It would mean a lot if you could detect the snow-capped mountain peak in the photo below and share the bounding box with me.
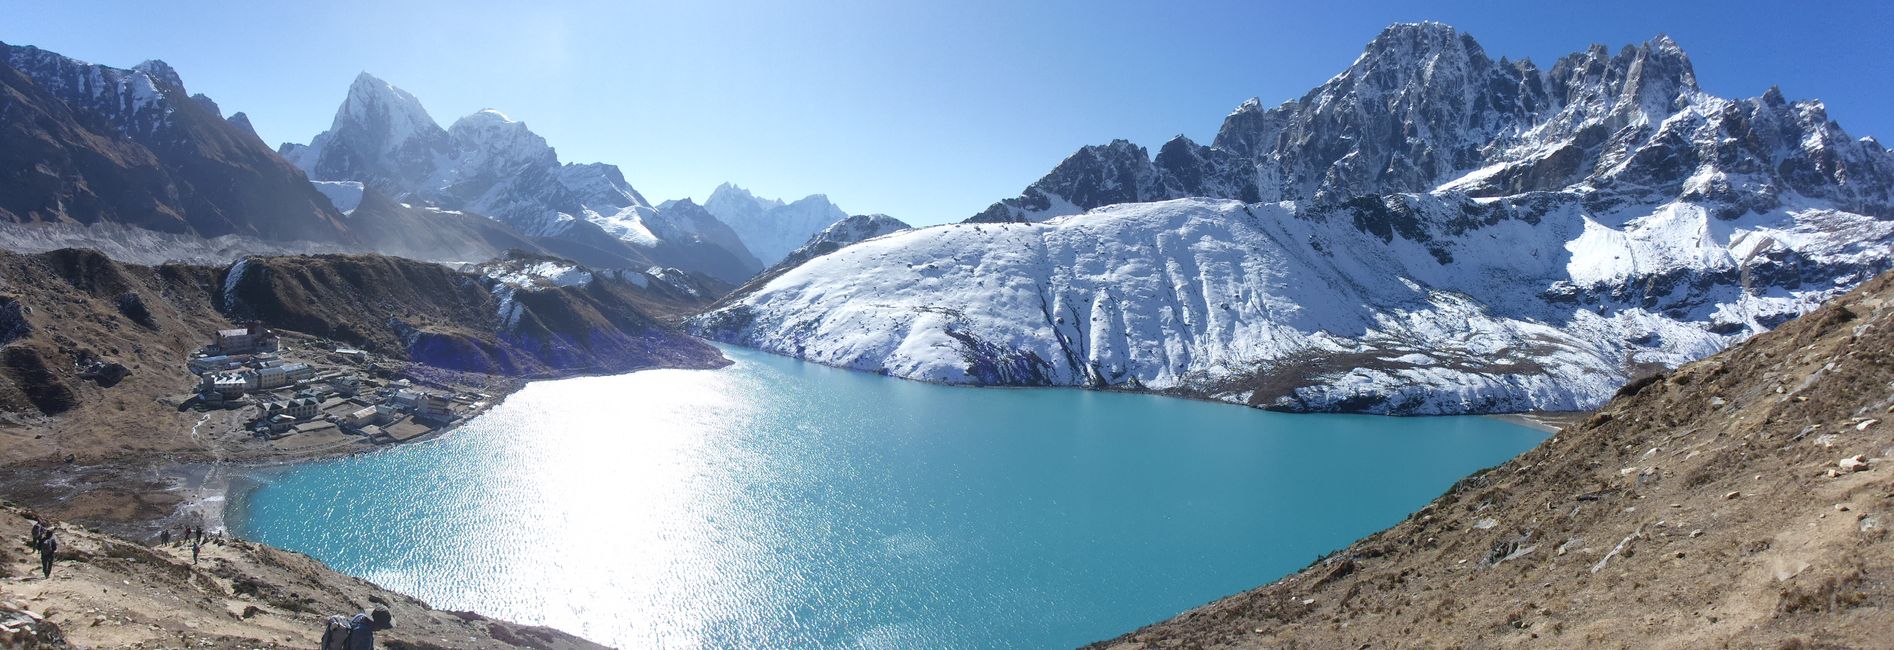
[447,108,556,173]
[280,75,776,283]
[130,59,184,90]
[702,184,848,266]
[335,72,446,155]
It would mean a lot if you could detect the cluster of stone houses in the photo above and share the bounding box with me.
[201,361,315,400]
[251,383,464,440]
[210,322,278,355]
[185,322,475,444]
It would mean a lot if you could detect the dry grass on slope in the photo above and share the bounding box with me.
[1092,271,1894,649]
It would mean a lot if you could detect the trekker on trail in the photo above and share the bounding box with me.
[37,527,57,578]
[321,606,393,650]
[191,534,201,564]
[29,518,46,551]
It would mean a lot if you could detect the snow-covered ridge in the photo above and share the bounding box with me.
[485,260,594,290]
[694,192,1891,414]
[3,46,179,138]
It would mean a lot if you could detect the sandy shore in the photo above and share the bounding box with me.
[1484,410,1587,434]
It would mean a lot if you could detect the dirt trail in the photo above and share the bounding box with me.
[1091,271,1894,649]
[0,503,606,649]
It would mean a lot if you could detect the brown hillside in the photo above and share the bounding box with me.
[0,249,723,469]
[1,502,607,649]
[1092,271,1894,649]
[0,43,351,244]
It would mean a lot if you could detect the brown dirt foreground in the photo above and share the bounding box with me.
[0,502,606,649]
[1091,272,1894,650]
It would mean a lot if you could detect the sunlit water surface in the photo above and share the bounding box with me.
[228,345,1542,648]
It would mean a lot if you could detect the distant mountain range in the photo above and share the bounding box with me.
[0,43,887,289]
[695,22,1894,414]
[277,73,777,284]
[701,183,851,266]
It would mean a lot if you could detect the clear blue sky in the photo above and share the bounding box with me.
[6,0,1891,225]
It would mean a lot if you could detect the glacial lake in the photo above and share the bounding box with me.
[226,344,1543,649]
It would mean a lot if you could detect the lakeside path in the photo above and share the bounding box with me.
[1485,411,1590,434]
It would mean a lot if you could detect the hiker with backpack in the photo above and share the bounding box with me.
[191,534,201,564]
[37,526,57,578]
[321,606,393,650]
[28,518,46,551]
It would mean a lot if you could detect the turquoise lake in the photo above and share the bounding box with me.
[226,345,1544,649]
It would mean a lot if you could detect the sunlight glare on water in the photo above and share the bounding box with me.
[228,345,1543,649]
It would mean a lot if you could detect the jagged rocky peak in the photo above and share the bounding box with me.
[340,72,440,136]
[702,183,849,265]
[968,139,1174,223]
[131,59,184,90]
[332,72,451,157]
[557,162,649,212]
[227,112,256,136]
[448,109,557,172]
[808,213,910,246]
[282,72,456,197]
[971,22,1894,224]
[705,182,786,218]
[1546,34,1698,111]
[2,44,179,137]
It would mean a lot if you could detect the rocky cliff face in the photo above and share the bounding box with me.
[697,23,1894,415]
[971,23,1894,223]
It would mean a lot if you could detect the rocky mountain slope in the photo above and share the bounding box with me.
[640,199,764,284]
[219,253,725,377]
[0,43,348,243]
[280,75,762,284]
[0,44,557,268]
[1091,268,1894,649]
[701,183,850,266]
[0,248,723,467]
[1,502,607,649]
[694,24,1894,415]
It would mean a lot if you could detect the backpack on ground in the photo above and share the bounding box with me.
[319,614,353,650]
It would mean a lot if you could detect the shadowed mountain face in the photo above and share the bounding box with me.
[971,23,1894,223]
[697,23,1894,415]
[0,43,351,243]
